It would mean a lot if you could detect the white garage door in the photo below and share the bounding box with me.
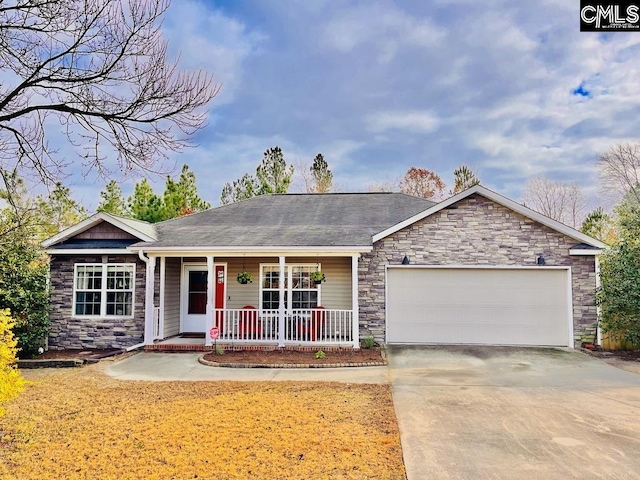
[386,267,571,346]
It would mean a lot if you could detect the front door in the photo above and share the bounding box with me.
[182,265,226,332]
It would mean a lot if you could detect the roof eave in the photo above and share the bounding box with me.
[128,245,373,256]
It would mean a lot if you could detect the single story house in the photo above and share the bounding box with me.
[42,185,606,350]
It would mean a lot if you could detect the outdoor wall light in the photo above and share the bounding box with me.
[401,255,410,265]
[536,255,546,266]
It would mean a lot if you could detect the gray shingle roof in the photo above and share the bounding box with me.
[137,193,435,248]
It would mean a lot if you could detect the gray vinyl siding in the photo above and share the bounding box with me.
[220,256,352,310]
[163,257,181,337]
[223,257,263,309]
[313,257,352,310]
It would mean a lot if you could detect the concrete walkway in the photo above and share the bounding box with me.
[105,352,388,383]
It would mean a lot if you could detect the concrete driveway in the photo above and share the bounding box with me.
[387,345,640,480]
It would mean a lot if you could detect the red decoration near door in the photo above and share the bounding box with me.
[215,265,225,331]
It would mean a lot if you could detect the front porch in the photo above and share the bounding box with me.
[141,253,361,349]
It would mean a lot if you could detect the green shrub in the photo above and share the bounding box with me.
[361,335,376,349]
[0,241,50,357]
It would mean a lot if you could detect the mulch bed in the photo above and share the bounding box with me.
[202,348,385,366]
[588,348,640,361]
[23,349,123,361]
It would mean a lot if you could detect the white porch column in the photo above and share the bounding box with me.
[351,254,360,349]
[278,256,286,347]
[159,256,166,340]
[205,255,215,347]
[143,256,157,345]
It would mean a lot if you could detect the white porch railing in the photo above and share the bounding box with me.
[211,308,353,345]
[214,309,279,342]
[285,309,353,344]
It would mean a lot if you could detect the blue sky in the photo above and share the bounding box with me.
[66,0,640,210]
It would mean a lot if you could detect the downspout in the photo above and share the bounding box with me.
[138,249,149,265]
[126,342,145,352]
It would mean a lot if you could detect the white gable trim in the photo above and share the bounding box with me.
[45,248,136,255]
[41,212,156,247]
[372,185,608,249]
[569,249,603,256]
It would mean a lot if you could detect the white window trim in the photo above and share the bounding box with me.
[259,263,322,311]
[72,263,136,319]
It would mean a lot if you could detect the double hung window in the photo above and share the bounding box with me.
[74,264,135,317]
[260,264,320,310]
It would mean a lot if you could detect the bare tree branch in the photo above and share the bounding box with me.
[521,177,587,229]
[597,143,640,205]
[0,0,220,185]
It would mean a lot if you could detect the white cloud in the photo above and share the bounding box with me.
[162,0,266,105]
[321,3,445,62]
[19,1,640,211]
[366,111,440,134]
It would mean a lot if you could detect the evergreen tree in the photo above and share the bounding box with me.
[597,202,640,344]
[0,171,51,356]
[164,165,211,217]
[37,183,87,239]
[581,207,616,244]
[310,154,333,193]
[97,181,127,216]
[220,173,259,206]
[128,179,165,223]
[220,146,294,205]
[451,165,480,195]
[256,146,294,194]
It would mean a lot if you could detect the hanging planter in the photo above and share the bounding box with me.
[310,270,325,285]
[237,271,253,284]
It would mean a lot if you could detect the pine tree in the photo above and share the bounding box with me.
[97,181,127,216]
[451,165,480,195]
[220,173,259,205]
[310,154,333,193]
[220,146,294,205]
[164,165,211,217]
[128,179,165,223]
[256,146,293,194]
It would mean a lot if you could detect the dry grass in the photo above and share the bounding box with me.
[0,363,405,479]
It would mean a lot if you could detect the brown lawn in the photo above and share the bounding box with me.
[0,362,405,479]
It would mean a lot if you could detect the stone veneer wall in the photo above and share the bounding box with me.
[358,194,597,346]
[48,254,146,349]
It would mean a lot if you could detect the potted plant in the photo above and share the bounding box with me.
[237,271,253,284]
[310,270,325,285]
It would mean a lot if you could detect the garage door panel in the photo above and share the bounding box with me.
[386,268,570,346]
